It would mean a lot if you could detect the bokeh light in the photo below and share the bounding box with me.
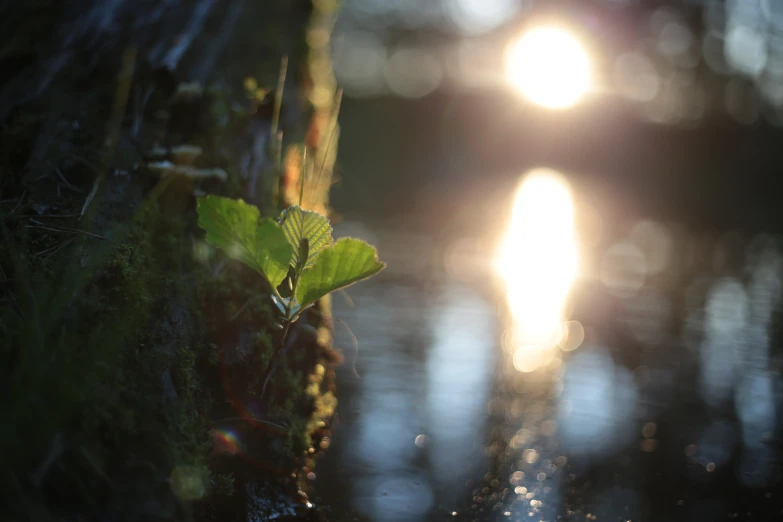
[447,0,522,35]
[614,52,660,102]
[384,47,443,98]
[559,347,638,456]
[599,241,647,298]
[333,0,783,123]
[333,31,386,96]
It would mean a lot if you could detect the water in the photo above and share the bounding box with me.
[314,220,500,521]
[311,211,783,522]
[312,96,783,522]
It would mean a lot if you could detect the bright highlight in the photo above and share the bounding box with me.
[496,169,580,371]
[504,26,591,109]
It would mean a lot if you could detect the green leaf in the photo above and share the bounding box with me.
[296,238,310,272]
[197,196,293,287]
[278,206,333,270]
[295,238,385,308]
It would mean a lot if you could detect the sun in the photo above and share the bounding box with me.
[504,26,591,110]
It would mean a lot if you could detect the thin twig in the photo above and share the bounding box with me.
[81,47,136,221]
[160,0,217,70]
[212,259,227,279]
[131,85,153,138]
[27,219,107,240]
[11,190,26,214]
[271,56,288,139]
[79,169,101,219]
[275,131,284,172]
[272,130,284,209]
[34,243,60,257]
[229,296,258,322]
[211,416,289,431]
[335,318,361,379]
[299,146,307,207]
[80,446,114,485]
[70,156,102,175]
[310,88,342,204]
[25,224,63,234]
[5,214,74,219]
[30,432,64,487]
[338,289,355,308]
[55,168,83,193]
[193,0,246,83]
[44,238,74,260]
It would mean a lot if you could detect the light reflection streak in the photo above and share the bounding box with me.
[495,169,580,372]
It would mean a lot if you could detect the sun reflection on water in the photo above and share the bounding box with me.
[495,169,581,372]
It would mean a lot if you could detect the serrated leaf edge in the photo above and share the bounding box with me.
[278,206,333,269]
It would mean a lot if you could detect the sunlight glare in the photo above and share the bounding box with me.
[496,169,580,372]
[504,26,591,109]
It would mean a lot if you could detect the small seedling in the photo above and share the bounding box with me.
[196,196,384,389]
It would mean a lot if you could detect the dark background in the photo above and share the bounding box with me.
[316,1,783,521]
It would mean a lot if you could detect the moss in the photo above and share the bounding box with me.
[1,181,220,518]
[2,0,340,518]
[211,472,236,496]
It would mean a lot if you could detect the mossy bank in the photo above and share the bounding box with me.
[1,0,343,520]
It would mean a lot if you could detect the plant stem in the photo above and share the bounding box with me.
[261,272,299,400]
[260,316,291,400]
